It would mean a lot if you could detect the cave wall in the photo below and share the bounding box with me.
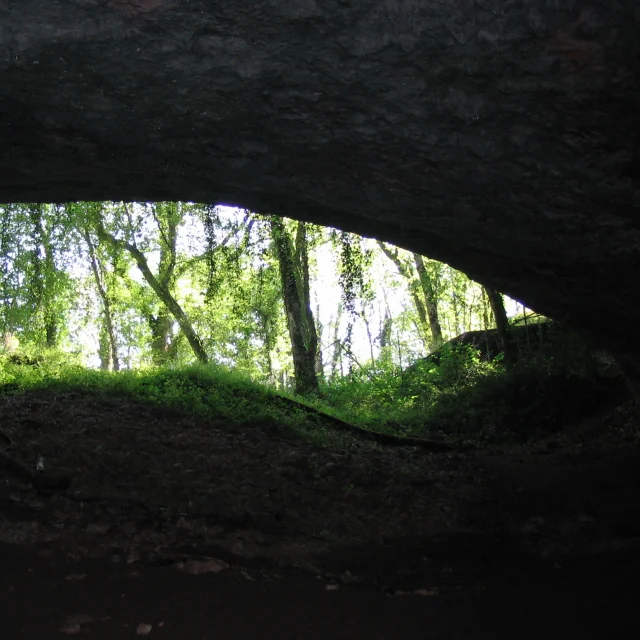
[1,1,639,360]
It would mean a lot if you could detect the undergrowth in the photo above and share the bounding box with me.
[0,356,308,431]
[0,326,627,447]
[319,333,627,442]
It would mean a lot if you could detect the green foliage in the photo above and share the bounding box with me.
[321,358,404,424]
[1,319,626,450]
[0,346,84,386]
[0,361,316,433]
[318,341,492,434]
[320,324,625,443]
[3,201,514,378]
[431,343,488,386]
[0,203,79,348]
[5,199,602,449]
[334,231,373,316]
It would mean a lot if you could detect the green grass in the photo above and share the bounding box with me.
[1,333,627,448]
[0,356,307,429]
[315,339,627,443]
[0,354,376,449]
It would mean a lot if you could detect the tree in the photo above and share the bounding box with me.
[379,308,393,349]
[197,208,288,381]
[413,253,443,349]
[378,242,443,350]
[484,286,514,370]
[64,200,125,370]
[1,199,521,381]
[92,202,209,364]
[329,301,344,380]
[269,217,319,395]
[27,204,60,347]
[0,204,24,342]
[0,203,76,350]
[81,225,120,371]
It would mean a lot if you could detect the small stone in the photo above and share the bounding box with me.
[86,522,110,535]
[175,558,228,574]
[60,614,94,634]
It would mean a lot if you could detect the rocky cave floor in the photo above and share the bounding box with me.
[1,388,640,638]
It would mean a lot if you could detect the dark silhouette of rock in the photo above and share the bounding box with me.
[420,322,559,367]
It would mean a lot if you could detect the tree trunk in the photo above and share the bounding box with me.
[379,310,393,349]
[259,312,275,384]
[3,332,18,353]
[28,204,60,348]
[98,325,112,371]
[413,253,443,349]
[148,310,175,366]
[407,283,430,349]
[83,228,120,371]
[485,287,514,370]
[481,288,491,330]
[377,241,441,351]
[42,231,58,348]
[362,307,376,364]
[314,302,325,382]
[132,250,208,364]
[379,308,394,365]
[270,217,318,395]
[330,303,343,380]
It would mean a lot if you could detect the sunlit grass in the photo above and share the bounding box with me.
[0,356,365,449]
[1,358,296,425]
[1,331,625,448]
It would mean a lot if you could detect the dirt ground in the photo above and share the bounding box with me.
[1,388,640,638]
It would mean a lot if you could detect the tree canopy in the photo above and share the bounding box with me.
[0,202,527,391]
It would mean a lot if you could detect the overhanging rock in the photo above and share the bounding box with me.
[1,1,639,365]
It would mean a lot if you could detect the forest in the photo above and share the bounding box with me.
[0,201,512,373]
[1,198,631,449]
[2,0,637,631]
[1,202,638,637]
[1,200,574,438]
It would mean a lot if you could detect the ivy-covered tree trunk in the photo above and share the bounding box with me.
[314,303,325,382]
[27,204,61,348]
[379,309,393,349]
[261,317,275,384]
[270,217,319,395]
[330,302,343,380]
[485,286,514,370]
[148,311,175,366]
[147,202,181,365]
[43,232,58,348]
[481,287,491,330]
[377,241,442,351]
[98,325,113,371]
[413,253,443,349]
[82,227,120,371]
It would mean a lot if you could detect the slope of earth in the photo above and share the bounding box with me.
[1,387,639,638]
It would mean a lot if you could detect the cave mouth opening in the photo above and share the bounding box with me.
[1,202,635,561]
[3,0,640,630]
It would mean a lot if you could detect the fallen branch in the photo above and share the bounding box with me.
[269,395,467,452]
